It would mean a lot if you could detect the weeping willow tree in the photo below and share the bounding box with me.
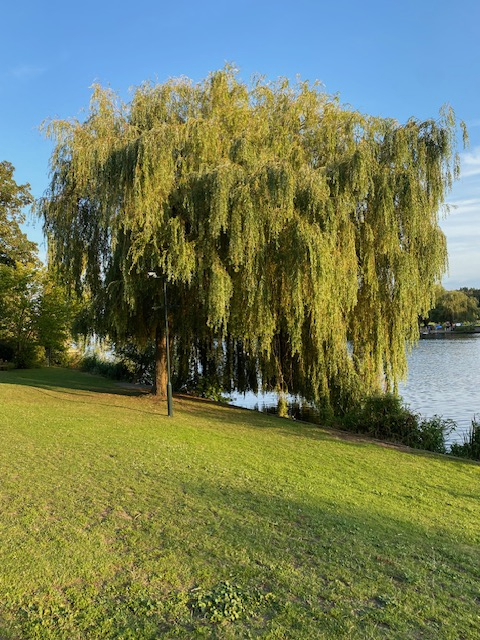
[40,67,463,413]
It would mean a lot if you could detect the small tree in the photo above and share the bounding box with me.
[0,161,75,366]
[0,161,36,266]
[0,262,41,366]
[0,264,74,367]
[36,272,77,364]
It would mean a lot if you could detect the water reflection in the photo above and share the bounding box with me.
[231,335,480,445]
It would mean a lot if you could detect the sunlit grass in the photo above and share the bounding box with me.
[0,368,478,638]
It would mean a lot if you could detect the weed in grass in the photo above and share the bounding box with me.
[188,580,275,623]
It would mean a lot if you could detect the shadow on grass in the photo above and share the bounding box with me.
[0,368,175,420]
[176,394,480,467]
[0,367,148,396]
[177,475,480,561]
[1,473,478,639]
[1,368,478,467]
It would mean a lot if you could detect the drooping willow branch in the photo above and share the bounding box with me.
[40,68,463,411]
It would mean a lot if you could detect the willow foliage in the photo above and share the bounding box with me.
[40,68,461,412]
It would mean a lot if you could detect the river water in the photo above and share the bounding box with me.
[231,334,480,446]
[398,334,480,444]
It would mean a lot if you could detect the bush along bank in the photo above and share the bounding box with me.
[450,417,480,460]
[340,393,456,455]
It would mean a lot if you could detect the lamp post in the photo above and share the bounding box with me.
[148,272,173,417]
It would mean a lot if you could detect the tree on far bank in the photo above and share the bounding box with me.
[429,288,479,325]
[40,68,463,413]
[459,287,480,306]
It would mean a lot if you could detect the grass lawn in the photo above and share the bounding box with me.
[0,368,478,639]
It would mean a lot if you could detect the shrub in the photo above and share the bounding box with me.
[0,341,15,362]
[341,393,451,453]
[194,378,230,403]
[450,417,480,460]
[80,354,134,382]
[113,343,155,385]
[342,393,417,440]
[415,415,455,454]
[14,343,44,369]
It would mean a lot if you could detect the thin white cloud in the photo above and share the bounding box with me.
[459,146,480,178]
[10,64,47,80]
[445,198,480,218]
[440,163,480,287]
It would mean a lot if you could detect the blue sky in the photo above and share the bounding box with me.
[3,0,480,288]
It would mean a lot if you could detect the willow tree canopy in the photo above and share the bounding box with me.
[40,68,463,412]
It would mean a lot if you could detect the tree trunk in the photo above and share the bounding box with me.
[153,326,168,398]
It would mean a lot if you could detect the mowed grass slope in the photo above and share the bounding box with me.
[0,368,478,639]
